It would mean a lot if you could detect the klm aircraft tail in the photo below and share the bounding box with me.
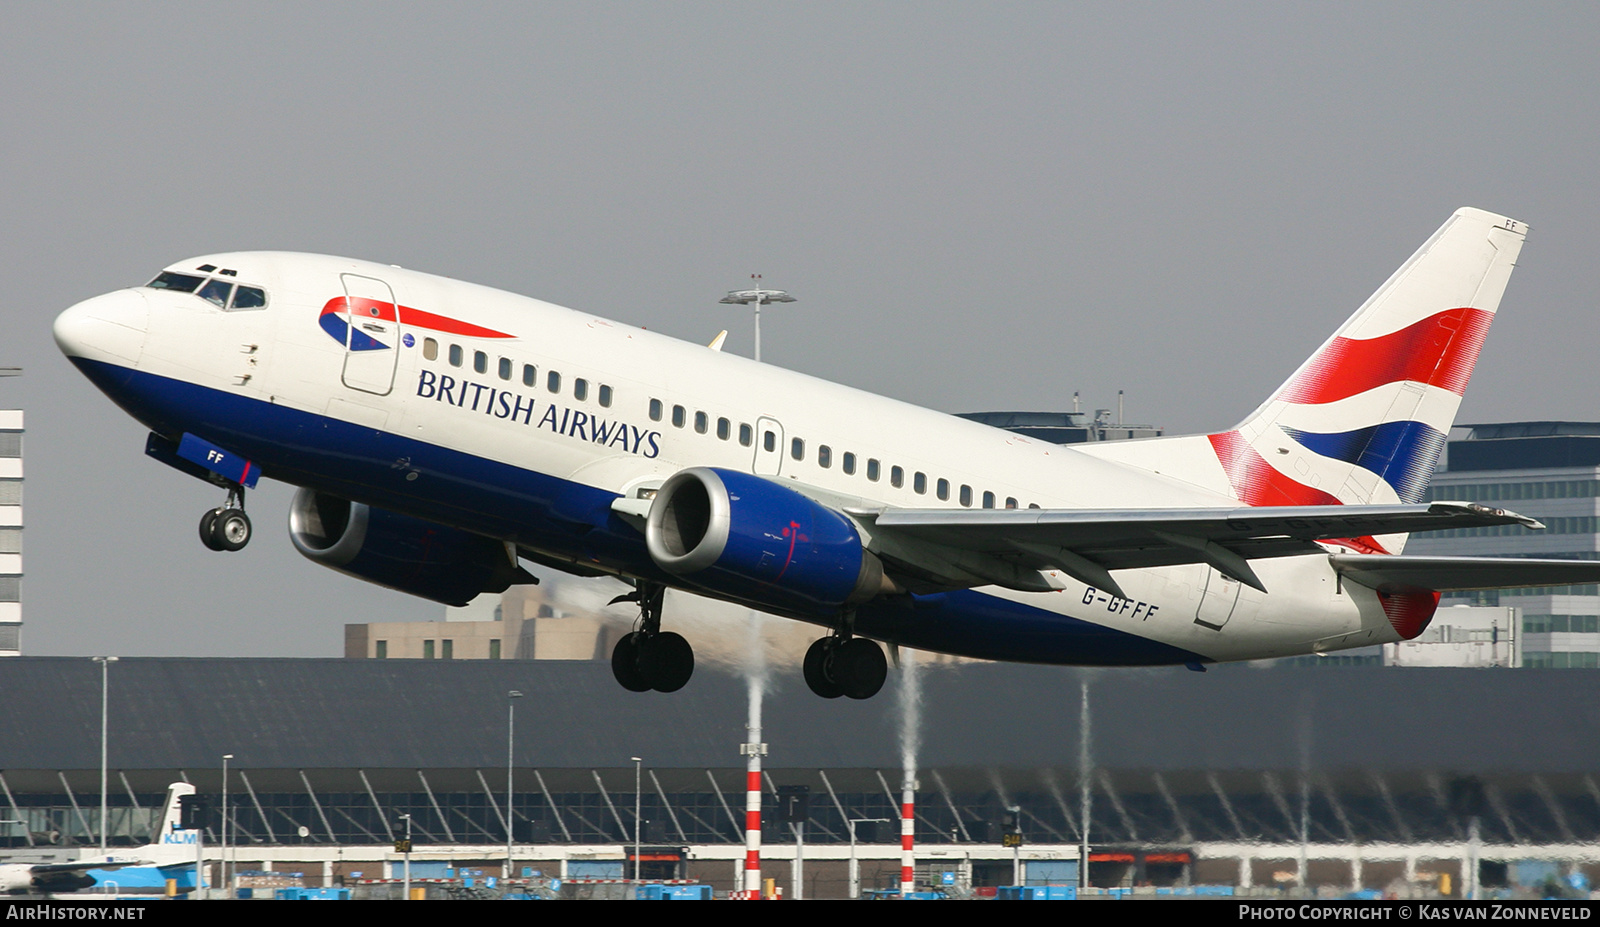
[145,782,199,866]
[156,782,193,838]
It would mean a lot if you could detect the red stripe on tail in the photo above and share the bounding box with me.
[1276,307,1492,405]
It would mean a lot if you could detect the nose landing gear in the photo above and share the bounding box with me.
[609,583,695,693]
[803,633,887,700]
[199,484,251,552]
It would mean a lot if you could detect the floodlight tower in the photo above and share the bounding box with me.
[719,276,795,363]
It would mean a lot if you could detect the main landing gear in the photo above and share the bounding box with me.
[803,632,888,700]
[198,483,251,552]
[609,583,694,693]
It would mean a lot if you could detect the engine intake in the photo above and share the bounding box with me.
[289,488,530,606]
[645,467,890,608]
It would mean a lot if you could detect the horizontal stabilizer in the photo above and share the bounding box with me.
[1331,554,1600,592]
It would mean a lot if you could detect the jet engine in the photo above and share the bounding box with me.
[645,467,893,609]
[289,488,530,606]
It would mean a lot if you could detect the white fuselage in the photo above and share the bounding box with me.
[56,251,1401,666]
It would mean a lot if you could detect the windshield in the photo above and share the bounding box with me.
[146,272,204,293]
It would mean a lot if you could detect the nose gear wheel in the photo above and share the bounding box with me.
[199,483,251,552]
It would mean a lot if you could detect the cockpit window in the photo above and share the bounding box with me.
[147,272,204,293]
[147,269,269,311]
[230,286,267,310]
[198,279,233,308]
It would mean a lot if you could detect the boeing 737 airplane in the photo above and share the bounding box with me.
[54,208,1600,698]
[1,783,199,895]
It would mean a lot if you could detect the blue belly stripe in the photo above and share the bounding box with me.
[72,357,1207,667]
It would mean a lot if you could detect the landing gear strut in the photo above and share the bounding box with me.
[803,633,887,700]
[609,583,695,693]
[199,483,251,552]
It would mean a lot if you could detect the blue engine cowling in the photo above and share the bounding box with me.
[288,488,529,606]
[644,467,889,610]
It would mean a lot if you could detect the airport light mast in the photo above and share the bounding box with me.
[92,655,117,853]
[720,277,795,363]
[506,690,522,884]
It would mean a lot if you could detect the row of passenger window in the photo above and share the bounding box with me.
[422,338,613,407]
[648,399,1036,509]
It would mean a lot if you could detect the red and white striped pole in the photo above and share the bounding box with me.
[898,647,921,898]
[741,671,765,897]
[900,778,915,896]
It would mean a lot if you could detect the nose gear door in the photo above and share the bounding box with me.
[339,273,401,396]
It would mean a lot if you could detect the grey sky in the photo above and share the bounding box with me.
[5,3,1599,657]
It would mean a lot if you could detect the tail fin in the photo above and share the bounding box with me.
[156,782,195,839]
[1212,208,1526,514]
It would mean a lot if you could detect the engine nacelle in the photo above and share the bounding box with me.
[645,467,890,609]
[289,488,527,606]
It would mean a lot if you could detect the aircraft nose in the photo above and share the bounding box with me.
[54,288,149,365]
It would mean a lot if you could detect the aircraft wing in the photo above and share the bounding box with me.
[28,858,145,875]
[848,501,1541,598]
[1330,554,1600,592]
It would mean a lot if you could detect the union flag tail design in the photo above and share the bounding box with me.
[1211,208,1526,545]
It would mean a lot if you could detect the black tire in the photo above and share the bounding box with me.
[642,631,694,693]
[803,638,844,699]
[210,508,252,552]
[835,638,887,700]
[611,632,652,692]
[199,509,224,551]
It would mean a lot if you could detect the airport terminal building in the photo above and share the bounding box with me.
[3,656,1597,898]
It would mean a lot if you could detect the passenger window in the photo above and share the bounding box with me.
[198,279,232,308]
[230,286,267,310]
[649,399,663,422]
[843,452,856,475]
[868,459,881,481]
[1028,503,1041,510]
[423,338,438,361]
[473,351,487,374]
[982,491,995,509]
[449,344,463,367]
[818,446,832,468]
[791,438,805,460]
[739,423,753,447]
[599,385,613,407]
[523,364,536,386]
[694,411,708,434]
[547,370,561,393]
[498,357,512,380]
[1005,497,1018,509]
[936,478,949,501]
[891,465,903,488]
[717,418,731,440]
[960,485,972,507]
[914,472,927,494]
[764,431,776,452]
[672,405,686,428]
[574,379,588,401]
